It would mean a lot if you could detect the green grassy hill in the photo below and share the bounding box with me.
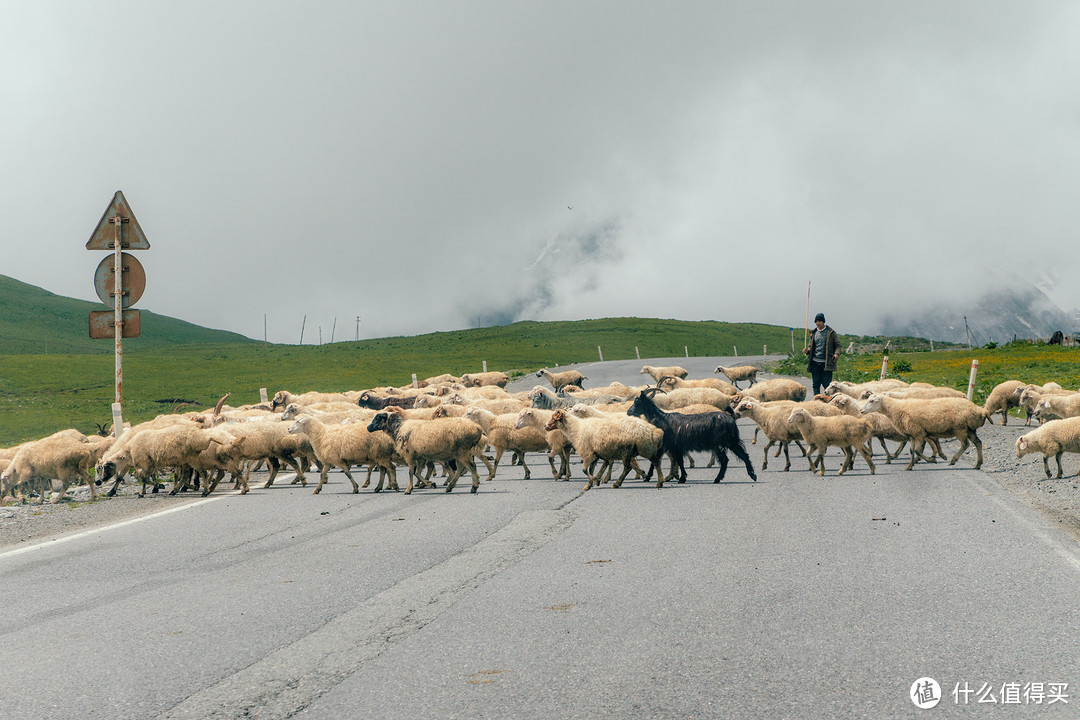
[0,274,962,445]
[0,274,253,353]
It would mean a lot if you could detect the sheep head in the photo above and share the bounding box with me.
[860,394,884,414]
[514,409,534,430]
[786,408,809,425]
[1015,436,1030,458]
[733,399,754,417]
[545,410,566,431]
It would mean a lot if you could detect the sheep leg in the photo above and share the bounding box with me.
[444,459,464,492]
[612,456,635,488]
[630,457,645,479]
[760,441,773,470]
[858,444,876,475]
[546,454,559,479]
[105,468,127,497]
[312,466,331,494]
[475,450,495,480]
[465,457,481,493]
[516,451,532,480]
[1040,455,1053,478]
[383,463,400,492]
[712,450,727,483]
[281,456,306,483]
[584,457,605,490]
[649,453,667,488]
[404,462,420,494]
[169,468,192,496]
[342,466,360,494]
[730,441,757,482]
[971,431,983,470]
[752,426,759,445]
[204,469,226,496]
[838,447,854,475]
[946,432,971,467]
[488,447,504,482]
[263,458,282,488]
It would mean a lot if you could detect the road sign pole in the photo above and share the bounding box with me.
[113,215,124,406]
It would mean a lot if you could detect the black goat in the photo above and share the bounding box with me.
[356,391,419,410]
[627,388,757,483]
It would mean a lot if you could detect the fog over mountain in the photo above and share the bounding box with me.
[881,270,1078,345]
[5,3,1080,343]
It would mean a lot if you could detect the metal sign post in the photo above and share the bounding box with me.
[87,191,149,425]
[112,213,124,403]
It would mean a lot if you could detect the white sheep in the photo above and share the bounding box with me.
[367,407,486,494]
[1035,393,1080,422]
[640,365,688,383]
[216,420,314,489]
[462,407,558,481]
[859,393,988,470]
[535,368,587,392]
[825,379,908,398]
[1,430,96,504]
[657,375,739,396]
[96,424,239,497]
[513,408,573,481]
[288,415,398,494]
[1017,386,1074,425]
[1015,417,1080,478]
[544,408,664,490]
[419,373,461,387]
[561,381,644,400]
[826,393,932,464]
[270,390,353,411]
[872,386,965,400]
[460,371,510,388]
[735,378,807,403]
[650,387,736,412]
[982,380,1030,426]
[731,398,811,472]
[785,408,876,476]
[714,365,759,388]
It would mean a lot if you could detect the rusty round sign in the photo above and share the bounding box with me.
[93,252,146,308]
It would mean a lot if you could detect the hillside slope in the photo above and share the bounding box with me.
[0,274,254,353]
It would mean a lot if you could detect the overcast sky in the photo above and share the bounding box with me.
[4,1,1079,343]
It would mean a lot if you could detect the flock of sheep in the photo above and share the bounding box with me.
[2,361,1080,506]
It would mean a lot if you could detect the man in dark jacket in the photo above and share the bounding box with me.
[803,312,839,396]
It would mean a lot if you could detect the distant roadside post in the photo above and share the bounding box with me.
[86,191,149,431]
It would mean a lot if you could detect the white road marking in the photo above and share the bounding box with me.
[0,491,237,561]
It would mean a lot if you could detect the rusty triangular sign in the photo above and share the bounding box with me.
[86,190,150,250]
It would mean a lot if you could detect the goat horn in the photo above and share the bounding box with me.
[643,387,667,397]
[213,393,230,416]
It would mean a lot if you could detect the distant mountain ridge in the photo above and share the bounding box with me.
[0,274,254,354]
[880,278,1076,345]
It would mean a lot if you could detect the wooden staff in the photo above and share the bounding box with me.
[803,281,811,352]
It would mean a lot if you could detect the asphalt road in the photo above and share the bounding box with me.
[3,356,1079,719]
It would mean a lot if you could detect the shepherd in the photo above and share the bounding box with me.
[803,312,839,396]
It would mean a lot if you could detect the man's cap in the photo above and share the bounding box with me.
[814,313,825,323]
